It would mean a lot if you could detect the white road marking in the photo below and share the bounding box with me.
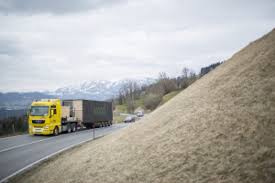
[0,128,93,154]
[0,134,28,141]
[0,124,126,154]
[0,137,55,154]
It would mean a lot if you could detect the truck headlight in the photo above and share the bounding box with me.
[44,126,49,129]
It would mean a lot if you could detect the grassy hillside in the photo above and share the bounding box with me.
[14,29,275,183]
[159,90,180,105]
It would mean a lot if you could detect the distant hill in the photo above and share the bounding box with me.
[0,92,55,109]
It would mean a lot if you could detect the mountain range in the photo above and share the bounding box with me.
[0,78,155,109]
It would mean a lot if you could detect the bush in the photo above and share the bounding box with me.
[0,116,28,136]
[144,94,162,110]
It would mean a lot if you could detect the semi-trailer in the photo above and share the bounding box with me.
[28,99,113,135]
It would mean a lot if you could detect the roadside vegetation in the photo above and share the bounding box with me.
[0,115,28,136]
[113,62,222,115]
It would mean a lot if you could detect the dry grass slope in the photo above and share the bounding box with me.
[14,29,275,183]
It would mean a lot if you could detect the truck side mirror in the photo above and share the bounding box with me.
[27,107,31,117]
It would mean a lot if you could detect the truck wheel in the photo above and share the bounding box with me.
[67,124,71,133]
[53,127,59,136]
[72,123,76,132]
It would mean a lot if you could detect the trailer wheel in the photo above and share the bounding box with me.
[72,123,76,132]
[67,124,71,133]
[88,124,93,129]
[53,127,59,136]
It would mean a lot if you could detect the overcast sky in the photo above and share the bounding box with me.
[0,0,274,92]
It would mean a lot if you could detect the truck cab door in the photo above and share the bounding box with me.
[50,107,57,123]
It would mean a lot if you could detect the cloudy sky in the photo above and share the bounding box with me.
[0,0,274,92]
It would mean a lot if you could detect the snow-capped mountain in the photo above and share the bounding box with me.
[0,78,156,110]
[51,78,156,101]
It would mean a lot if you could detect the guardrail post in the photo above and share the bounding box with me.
[12,123,15,134]
[93,123,95,139]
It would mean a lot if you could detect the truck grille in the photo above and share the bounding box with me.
[32,120,45,124]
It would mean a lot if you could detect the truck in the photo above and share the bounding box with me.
[28,99,113,135]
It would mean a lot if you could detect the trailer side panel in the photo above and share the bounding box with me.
[62,99,113,128]
[82,100,113,123]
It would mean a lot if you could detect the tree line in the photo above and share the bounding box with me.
[0,115,28,136]
[114,61,222,113]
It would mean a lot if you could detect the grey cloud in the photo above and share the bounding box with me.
[0,39,19,56]
[0,0,124,14]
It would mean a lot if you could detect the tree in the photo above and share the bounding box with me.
[144,94,162,110]
[182,67,189,79]
[158,72,177,95]
[120,80,140,113]
[179,67,197,89]
[181,67,190,89]
[188,70,197,85]
[118,89,125,105]
[200,62,222,77]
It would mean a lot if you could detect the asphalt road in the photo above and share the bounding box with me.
[0,123,129,182]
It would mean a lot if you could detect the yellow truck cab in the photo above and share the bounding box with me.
[28,99,77,135]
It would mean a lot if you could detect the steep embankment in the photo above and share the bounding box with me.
[14,29,275,183]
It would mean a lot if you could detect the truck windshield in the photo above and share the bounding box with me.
[30,106,49,116]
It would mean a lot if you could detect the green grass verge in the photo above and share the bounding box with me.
[115,104,128,113]
[113,114,125,123]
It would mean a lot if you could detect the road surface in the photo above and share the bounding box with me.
[0,123,129,182]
